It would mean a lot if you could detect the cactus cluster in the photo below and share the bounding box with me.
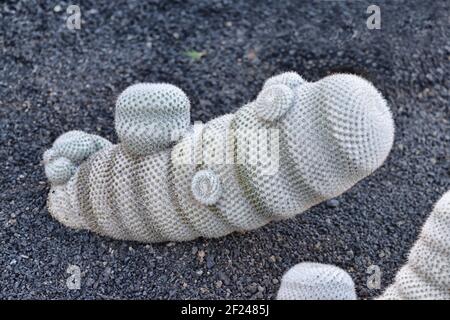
[44,130,112,185]
[44,71,394,243]
[277,190,450,300]
[42,70,447,299]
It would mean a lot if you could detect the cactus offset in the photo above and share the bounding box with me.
[115,83,190,156]
[44,131,112,185]
[277,190,450,300]
[276,262,357,300]
[44,72,394,243]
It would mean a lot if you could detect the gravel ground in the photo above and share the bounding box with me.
[0,0,449,299]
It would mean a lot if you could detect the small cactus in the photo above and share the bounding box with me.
[44,72,394,243]
[262,71,306,89]
[277,190,450,300]
[191,169,223,206]
[276,262,357,300]
[115,83,190,156]
[255,84,294,122]
[44,130,112,185]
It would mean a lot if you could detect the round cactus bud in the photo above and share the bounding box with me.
[191,169,222,205]
[44,131,112,186]
[255,84,294,122]
[52,130,97,163]
[263,71,306,90]
[43,149,57,165]
[320,74,394,175]
[277,262,357,300]
[45,157,77,185]
[115,83,190,157]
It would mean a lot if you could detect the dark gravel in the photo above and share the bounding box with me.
[0,0,449,299]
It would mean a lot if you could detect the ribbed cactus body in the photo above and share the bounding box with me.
[45,72,394,243]
[276,190,450,300]
[378,191,450,300]
[49,145,192,242]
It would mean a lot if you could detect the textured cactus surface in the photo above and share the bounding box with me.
[276,262,357,300]
[379,190,450,300]
[44,72,394,243]
[277,190,450,300]
[115,83,190,156]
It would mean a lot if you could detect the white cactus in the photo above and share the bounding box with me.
[44,72,394,243]
[277,190,450,300]
[276,262,357,300]
[44,130,112,185]
[115,83,191,156]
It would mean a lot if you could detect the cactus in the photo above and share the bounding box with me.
[276,262,357,300]
[115,83,190,156]
[277,190,450,300]
[44,72,394,243]
[44,131,112,185]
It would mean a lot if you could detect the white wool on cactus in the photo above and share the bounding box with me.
[277,190,450,300]
[44,72,395,243]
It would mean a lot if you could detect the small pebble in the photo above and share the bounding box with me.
[197,250,205,263]
[206,255,215,269]
[326,199,340,208]
[247,283,258,294]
